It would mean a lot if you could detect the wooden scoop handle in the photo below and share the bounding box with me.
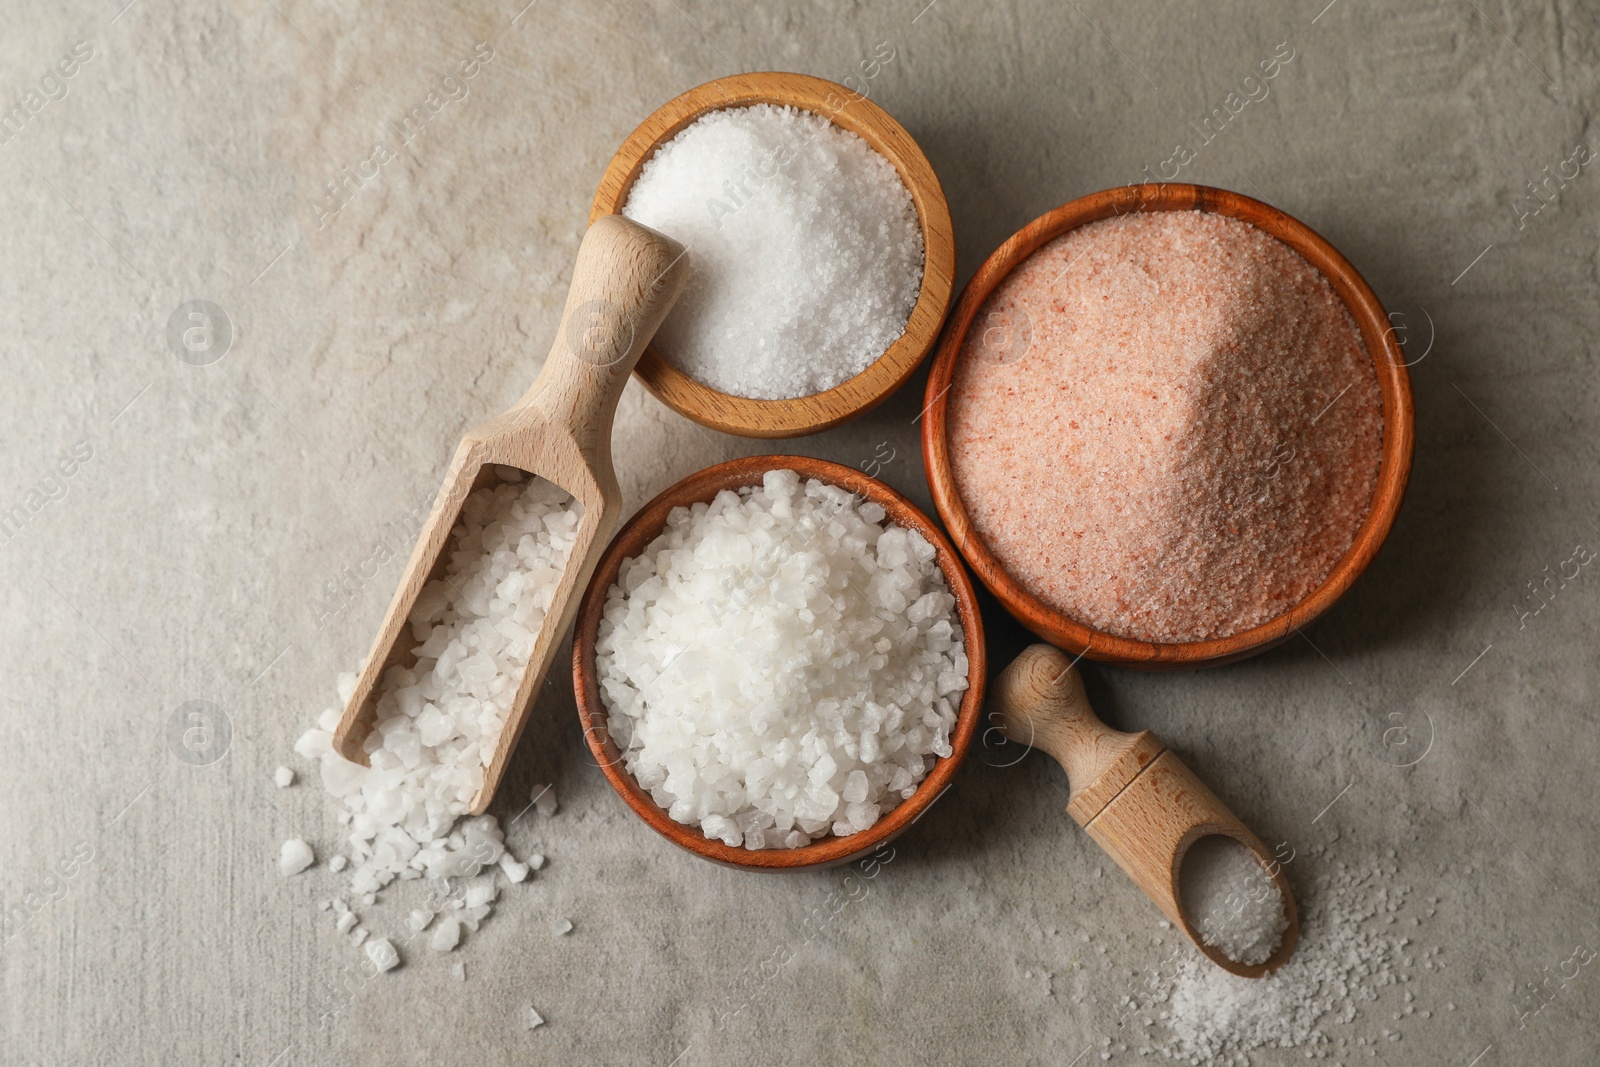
[519,213,688,456]
[991,644,1300,977]
[990,644,1165,823]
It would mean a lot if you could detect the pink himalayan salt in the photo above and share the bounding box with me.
[948,209,1382,643]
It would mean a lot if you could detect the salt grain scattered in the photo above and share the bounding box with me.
[553,917,572,936]
[949,210,1382,642]
[528,853,545,871]
[531,784,558,817]
[364,937,399,973]
[499,854,529,883]
[274,766,295,788]
[452,962,466,981]
[595,470,968,848]
[328,855,347,873]
[622,104,924,400]
[430,916,461,952]
[524,1006,545,1031]
[278,838,314,876]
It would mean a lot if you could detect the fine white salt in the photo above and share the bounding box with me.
[278,839,314,876]
[1119,848,1421,1064]
[595,469,968,848]
[622,104,924,400]
[1179,835,1288,966]
[292,471,580,968]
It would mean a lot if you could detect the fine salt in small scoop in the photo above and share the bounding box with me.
[333,214,688,813]
[991,644,1300,977]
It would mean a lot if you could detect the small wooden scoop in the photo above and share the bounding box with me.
[991,644,1299,977]
[333,214,689,814]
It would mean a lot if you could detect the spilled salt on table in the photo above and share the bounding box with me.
[948,209,1383,643]
[595,469,968,849]
[1117,848,1423,1065]
[622,103,924,400]
[1178,835,1288,966]
[290,468,578,968]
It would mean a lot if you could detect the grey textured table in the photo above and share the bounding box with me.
[3,1,1597,1064]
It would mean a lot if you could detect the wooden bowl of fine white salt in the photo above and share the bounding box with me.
[590,72,956,438]
[571,456,986,870]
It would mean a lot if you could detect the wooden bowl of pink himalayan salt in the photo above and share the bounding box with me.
[923,183,1415,669]
[570,455,986,870]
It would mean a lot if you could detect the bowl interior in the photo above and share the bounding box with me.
[590,72,956,438]
[572,455,986,870]
[922,183,1415,670]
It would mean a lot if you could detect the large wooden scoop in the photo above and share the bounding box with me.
[333,214,688,814]
[991,644,1300,977]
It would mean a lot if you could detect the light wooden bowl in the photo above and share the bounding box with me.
[922,184,1415,670]
[571,455,986,870]
[590,72,956,438]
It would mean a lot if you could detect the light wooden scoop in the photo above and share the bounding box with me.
[333,214,689,814]
[991,644,1300,977]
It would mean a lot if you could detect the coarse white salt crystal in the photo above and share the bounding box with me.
[553,917,572,936]
[350,926,368,946]
[452,962,466,981]
[531,784,558,816]
[1179,836,1288,966]
[499,855,529,883]
[279,839,314,876]
[430,917,461,952]
[528,853,545,871]
[524,1006,544,1031]
[408,909,433,932]
[595,470,967,849]
[621,104,924,401]
[365,937,399,973]
[328,855,347,873]
[274,766,295,788]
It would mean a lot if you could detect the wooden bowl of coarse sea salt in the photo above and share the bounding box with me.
[571,456,986,870]
[923,183,1416,669]
[590,72,956,438]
